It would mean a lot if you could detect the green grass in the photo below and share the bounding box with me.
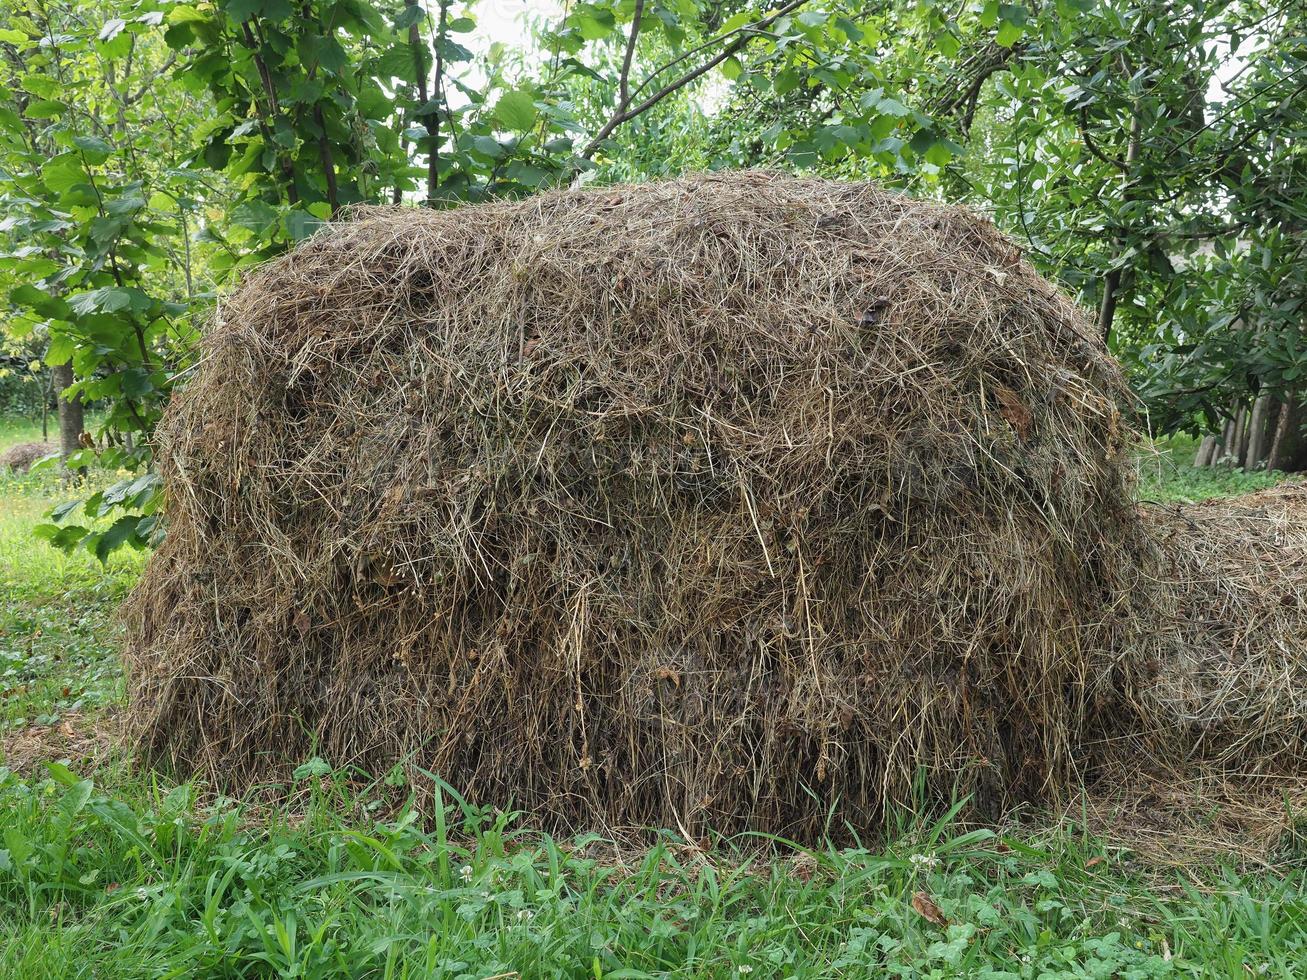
[0,769,1301,979]
[0,414,50,448]
[1,452,143,734]
[1138,435,1294,504]
[1,417,1305,977]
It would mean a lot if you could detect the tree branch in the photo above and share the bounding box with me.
[580,0,808,161]
[1078,107,1126,172]
[237,20,299,204]
[618,0,645,111]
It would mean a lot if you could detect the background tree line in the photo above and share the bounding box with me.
[1,0,1303,555]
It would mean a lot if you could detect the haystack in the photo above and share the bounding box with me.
[0,440,51,473]
[1127,485,1307,772]
[126,173,1167,838]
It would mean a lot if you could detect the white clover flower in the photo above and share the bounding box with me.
[458,864,473,883]
[738,967,753,975]
[515,908,534,922]
[908,852,940,869]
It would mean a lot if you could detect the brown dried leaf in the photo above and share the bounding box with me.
[653,667,681,687]
[911,891,949,927]
[790,852,817,882]
[1085,856,1105,869]
[995,385,1033,441]
[858,296,890,327]
[370,560,404,587]
[293,610,312,635]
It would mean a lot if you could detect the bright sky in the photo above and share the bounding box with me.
[468,0,557,54]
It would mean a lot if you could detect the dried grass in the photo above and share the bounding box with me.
[122,172,1304,842]
[0,710,120,776]
[0,440,52,473]
[1112,484,1307,778]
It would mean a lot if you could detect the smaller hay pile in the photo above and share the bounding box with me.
[124,172,1300,842]
[0,441,51,473]
[1122,484,1307,773]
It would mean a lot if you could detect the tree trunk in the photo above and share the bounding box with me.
[1096,269,1122,347]
[1194,435,1217,467]
[1268,388,1298,473]
[1245,392,1272,472]
[52,362,84,479]
[1232,404,1249,467]
[1218,416,1235,464]
[1097,111,1142,348]
[41,367,54,442]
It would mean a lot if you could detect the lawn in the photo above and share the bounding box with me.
[1,418,1304,978]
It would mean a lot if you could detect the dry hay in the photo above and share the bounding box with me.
[1121,484,1307,774]
[0,710,120,777]
[0,440,52,473]
[1077,767,1307,868]
[123,172,1300,841]
[1071,484,1307,866]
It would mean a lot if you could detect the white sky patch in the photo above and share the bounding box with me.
[471,0,555,50]
[1206,27,1269,109]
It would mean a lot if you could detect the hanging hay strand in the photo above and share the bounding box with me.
[125,172,1292,840]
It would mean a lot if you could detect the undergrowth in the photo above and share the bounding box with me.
[1,418,1304,977]
[1138,435,1294,503]
[0,764,1301,978]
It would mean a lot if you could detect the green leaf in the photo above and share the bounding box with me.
[493,90,537,131]
[98,18,127,42]
[45,761,83,787]
[998,3,1030,26]
[293,757,333,781]
[996,19,1024,46]
[50,499,83,523]
[394,5,423,30]
[24,99,65,119]
[573,7,616,40]
[37,523,90,550]
[61,779,95,816]
[469,135,507,160]
[67,287,132,316]
[120,367,154,398]
[222,0,261,22]
[44,334,76,367]
[95,516,142,562]
[286,209,324,242]
[11,284,71,320]
[506,161,548,187]
[73,135,114,164]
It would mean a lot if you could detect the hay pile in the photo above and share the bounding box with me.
[0,440,51,473]
[1125,485,1307,772]
[125,172,1292,839]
